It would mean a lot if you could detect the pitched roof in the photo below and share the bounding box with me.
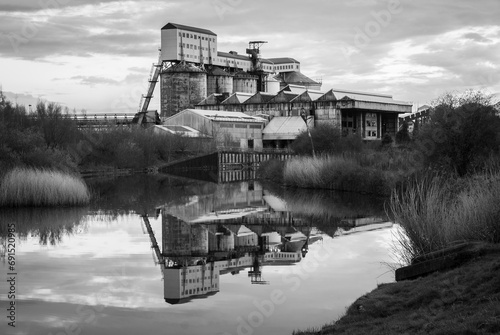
[268,91,298,103]
[207,66,233,76]
[244,92,276,104]
[175,109,266,123]
[262,116,306,140]
[217,51,251,61]
[318,88,411,105]
[290,90,325,103]
[276,72,320,85]
[161,22,216,36]
[266,57,300,64]
[221,92,254,104]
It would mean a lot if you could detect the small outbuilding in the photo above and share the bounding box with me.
[163,109,267,151]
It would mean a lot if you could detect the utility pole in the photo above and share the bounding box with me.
[300,108,316,158]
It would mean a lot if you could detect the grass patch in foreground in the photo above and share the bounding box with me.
[0,168,90,207]
[294,243,500,335]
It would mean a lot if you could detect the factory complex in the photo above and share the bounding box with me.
[140,22,413,151]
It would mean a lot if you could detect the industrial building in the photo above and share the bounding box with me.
[139,22,412,149]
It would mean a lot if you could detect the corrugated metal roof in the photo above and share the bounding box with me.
[318,89,411,106]
[244,92,276,104]
[290,90,325,102]
[188,109,266,123]
[161,22,217,36]
[153,125,210,138]
[268,91,298,103]
[222,92,254,104]
[262,116,306,140]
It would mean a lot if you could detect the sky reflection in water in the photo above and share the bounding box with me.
[0,175,398,335]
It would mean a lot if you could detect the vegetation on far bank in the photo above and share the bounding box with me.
[0,91,207,178]
[0,90,208,206]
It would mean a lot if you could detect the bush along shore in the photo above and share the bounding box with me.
[0,168,90,207]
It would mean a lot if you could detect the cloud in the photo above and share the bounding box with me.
[463,32,492,43]
[68,75,120,86]
[1,0,500,113]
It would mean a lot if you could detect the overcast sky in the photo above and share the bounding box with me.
[0,0,499,114]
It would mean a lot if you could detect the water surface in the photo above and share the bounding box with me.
[0,174,397,335]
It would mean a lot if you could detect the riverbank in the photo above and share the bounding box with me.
[294,242,500,335]
[257,150,416,196]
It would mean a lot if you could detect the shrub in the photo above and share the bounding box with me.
[395,121,411,145]
[381,133,393,146]
[290,123,363,156]
[415,90,500,176]
[0,168,90,207]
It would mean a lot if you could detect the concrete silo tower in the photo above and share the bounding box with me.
[160,62,207,118]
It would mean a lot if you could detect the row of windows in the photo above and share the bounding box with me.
[219,123,262,129]
[184,274,218,284]
[275,253,297,259]
[180,43,216,53]
[179,31,216,43]
[276,64,298,71]
[182,284,218,296]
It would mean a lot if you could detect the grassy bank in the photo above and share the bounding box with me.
[294,243,500,335]
[0,168,90,207]
[258,150,415,195]
[390,171,500,264]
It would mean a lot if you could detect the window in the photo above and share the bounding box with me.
[365,113,377,138]
[182,32,185,37]
[179,32,181,37]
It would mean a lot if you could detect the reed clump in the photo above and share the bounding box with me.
[390,171,500,264]
[282,155,394,195]
[0,168,91,207]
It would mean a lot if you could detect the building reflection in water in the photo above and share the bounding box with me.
[142,181,387,305]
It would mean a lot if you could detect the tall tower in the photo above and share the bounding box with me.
[246,41,268,92]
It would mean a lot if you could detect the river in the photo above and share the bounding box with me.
[0,174,398,335]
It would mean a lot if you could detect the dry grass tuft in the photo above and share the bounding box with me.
[0,168,90,207]
[390,171,500,263]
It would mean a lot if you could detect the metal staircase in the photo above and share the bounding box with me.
[139,49,163,114]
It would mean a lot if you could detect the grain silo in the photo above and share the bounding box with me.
[160,62,207,118]
[266,74,280,95]
[207,66,233,96]
[232,70,258,94]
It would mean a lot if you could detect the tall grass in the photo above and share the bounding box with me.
[283,155,394,195]
[390,171,500,264]
[0,168,90,207]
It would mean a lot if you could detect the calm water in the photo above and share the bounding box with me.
[1,174,398,335]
